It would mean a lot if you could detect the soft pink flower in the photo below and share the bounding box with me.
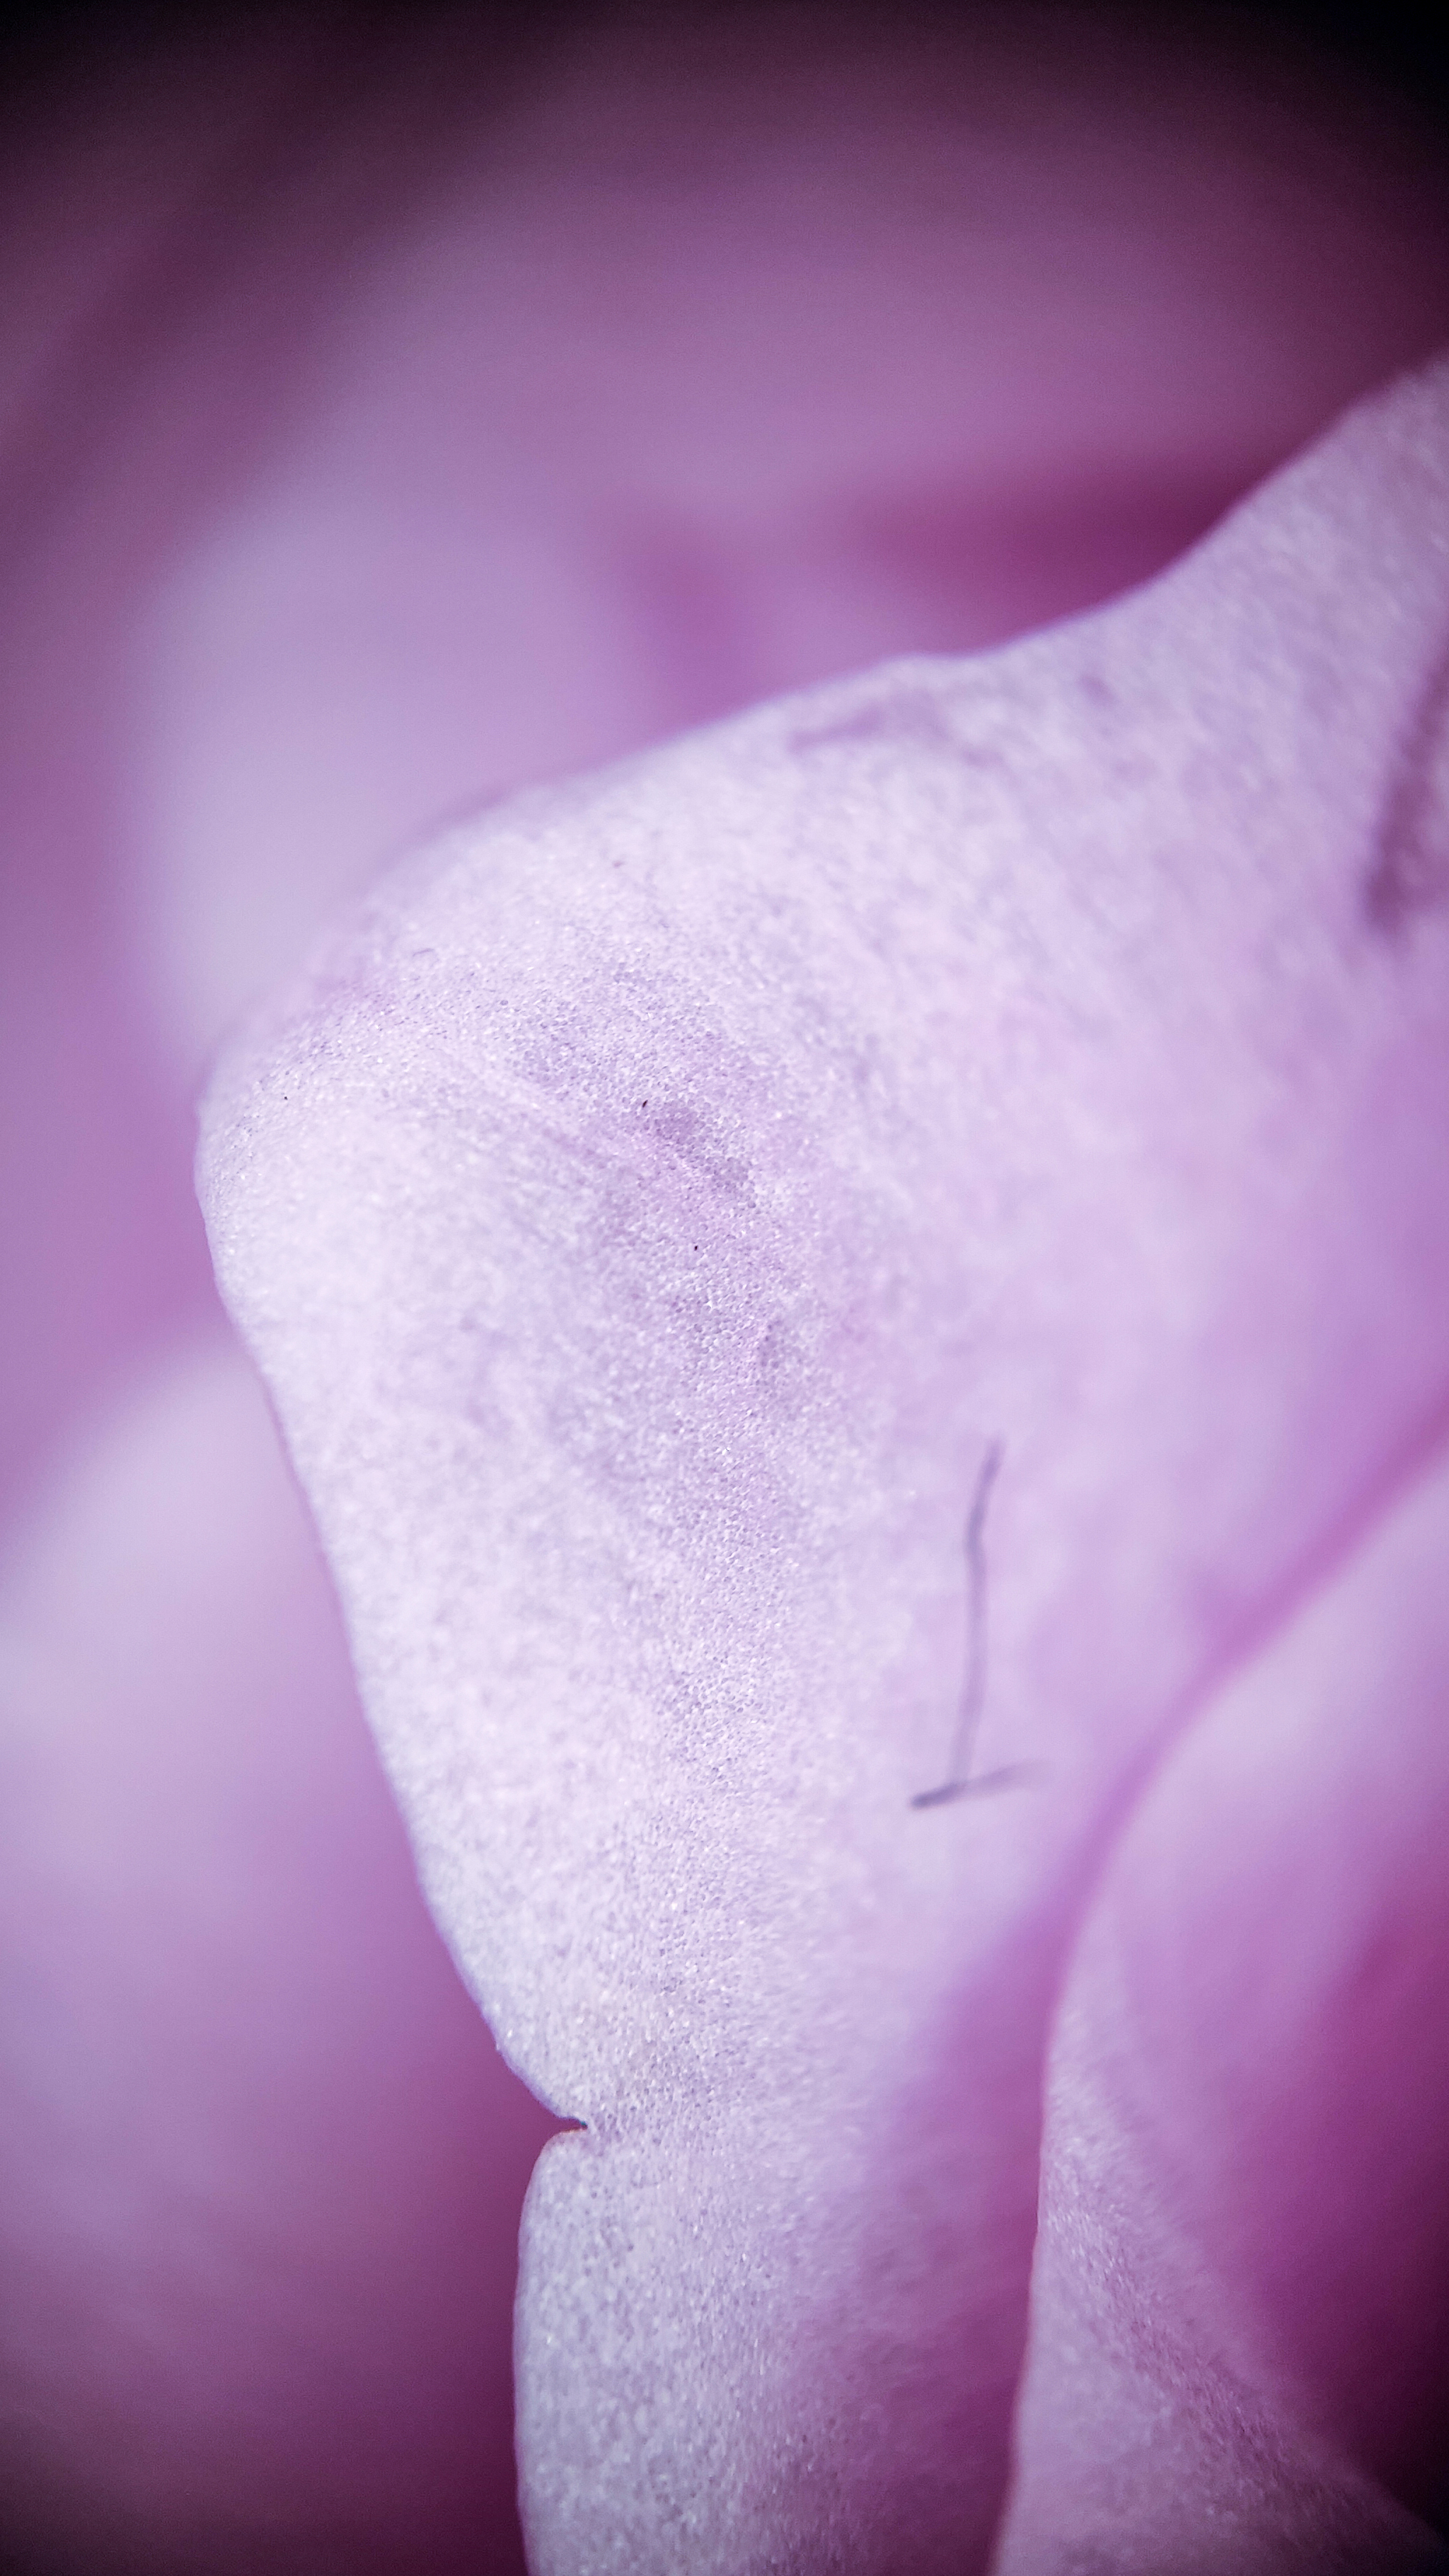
[4,8,1448,2568]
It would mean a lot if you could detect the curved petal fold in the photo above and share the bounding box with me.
[201,357,1449,2571]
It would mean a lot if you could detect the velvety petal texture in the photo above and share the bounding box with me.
[996,1444,1449,2572]
[201,359,1449,2570]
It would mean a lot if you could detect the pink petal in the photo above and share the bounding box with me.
[998,1445,1449,2570]
[202,358,1449,2569]
[8,13,1449,2564]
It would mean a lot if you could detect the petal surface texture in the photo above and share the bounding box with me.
[201,357,1449,2572]
[994,1429,1449,2571]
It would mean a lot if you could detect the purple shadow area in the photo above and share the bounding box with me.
[0,1343,561,2575]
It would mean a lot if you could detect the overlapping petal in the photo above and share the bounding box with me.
[202,360,1449,2568]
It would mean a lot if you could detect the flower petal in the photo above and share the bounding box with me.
[202,358,1449,2569]
[998,1443,1449,2570]
[0,1342,555,2569]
